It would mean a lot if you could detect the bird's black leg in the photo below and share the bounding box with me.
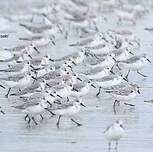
[32,117,38,125]
[108,142,111,152]
[96,87,101,97]
[56,115,61,128]
[40,114,44,120]
[115,141,118,150]
[137,71,147,77]
[24,114,29,121]
[113,100,118,114]
[116,62,121,70]
[45,108,56,117]
[125,70,130,80]
[117,100,120,106]
[70,118,82,126]
[5,88,11,98]
[27,116,31,124]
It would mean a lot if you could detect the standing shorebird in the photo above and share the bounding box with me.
[48,98,85,128]
[104,120,125,151]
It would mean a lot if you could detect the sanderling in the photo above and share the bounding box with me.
[4,43,40,55]
[55,49,86,65]
[117,54,151,78]
[111,48,134,62]
[12,98,51,125]
[0,61,32,77]
[82,66,113,80]
[104,120,125,150]
[105,87,140,114]
[0,72,36,97]
[52,82,73,98]
[19,23,53,36]
[19,34,55,47]
[30,54,54,68]
[10,79,48,97]
[71,79,96,97]
[96,74,128,96]
[0,53,19,63]
[85,54,115,69]
[48,98,85,127]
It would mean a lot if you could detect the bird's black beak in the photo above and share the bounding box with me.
[49,58,54,62]
[147,58,151,63]
[80,102,86,107]
[30,65,34,69]
[0,110,5,115]
[73,87,78,92]
[47,100,52,107]
[123,77,128,82]
[50,93,55,97]
[77,77,82,81]
[31,76,37,80]
[91,84,96,88]
[28,54,33,59]
[110,70,115,74]
[72,61,76,65]
[68,65,72,69]
[57,94,63,99]
[51,40,56,46]
[46,83,51,87]
[112,57,117,62]
[129,51,134,55]
[33,46,40,54]
[0,84,5,89]
[16,61,22,63]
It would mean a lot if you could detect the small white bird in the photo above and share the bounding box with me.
[12,98,51,125]
[117,54,151,78]
[104,120,125,150]
[49,98,85,128]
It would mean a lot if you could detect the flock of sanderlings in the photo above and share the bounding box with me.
[0,0,153,150]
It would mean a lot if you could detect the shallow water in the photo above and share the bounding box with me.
[0,1,153,152]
